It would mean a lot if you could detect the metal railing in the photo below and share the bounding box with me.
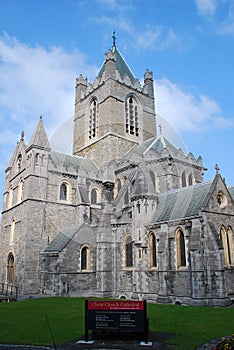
[0,283,18,302]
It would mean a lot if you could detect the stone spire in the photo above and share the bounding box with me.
[27,116,51,151]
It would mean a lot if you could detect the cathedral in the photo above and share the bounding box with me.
[0,39,234,306]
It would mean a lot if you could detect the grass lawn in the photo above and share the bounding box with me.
[0,297,233,349]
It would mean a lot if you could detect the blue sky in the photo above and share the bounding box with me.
[0,0,234,212]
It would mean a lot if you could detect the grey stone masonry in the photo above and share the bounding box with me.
[0,40,233,305]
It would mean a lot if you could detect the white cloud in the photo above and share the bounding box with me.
[195,0,218,17]
[137,28,162,50]
[195,0,234,35]
[136,26,181,51]
[97,0,131,11]
[95,15,132,33]
[0,33,98,136]
[155,78,234,132]
[217,0,234,34]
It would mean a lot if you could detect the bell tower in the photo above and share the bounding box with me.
[73,36,156,170]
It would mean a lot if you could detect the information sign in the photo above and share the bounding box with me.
[85,300,149,342]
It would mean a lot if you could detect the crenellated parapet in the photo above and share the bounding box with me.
[75,48,154,103]
[76,74,87,87]
[105,48,116,62]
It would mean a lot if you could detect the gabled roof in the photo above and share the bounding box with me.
[150,181,213,224]
[6,138,27,170]
[98,46,136,83]
[27,116,51,151]
[124,134,180,161]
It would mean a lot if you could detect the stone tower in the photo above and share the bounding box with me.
[73,41,156,171]
[0,118,51,293]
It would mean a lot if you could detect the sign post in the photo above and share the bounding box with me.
[84,300,150,345]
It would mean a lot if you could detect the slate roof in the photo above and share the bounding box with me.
[44,225,79,252]
[150,181,213,224]
[98,46,136,83]
[49,151,98,173]
[44,223,96,252]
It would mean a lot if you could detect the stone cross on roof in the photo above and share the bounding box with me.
[215,164,220,174]
[112,30,116,47]
[158,124,162,134]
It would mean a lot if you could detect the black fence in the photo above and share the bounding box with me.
[0,283,18,302]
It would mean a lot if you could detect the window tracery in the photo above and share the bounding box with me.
[125,95,139,136]
[89,98,99,139]
[7,253,15,284]
[124,235,133,268]
[17,154,22,171]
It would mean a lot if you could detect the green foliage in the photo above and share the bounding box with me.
[213,334,234,350]
[0,298,233,350]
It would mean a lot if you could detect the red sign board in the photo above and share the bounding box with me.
[87,300,144,311]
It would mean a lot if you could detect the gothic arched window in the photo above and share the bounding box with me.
[176,229,186,268]
[81,246,91,270]
[89,98,99,139]
[125,95,139,136]
[60,183,67,201]
[7,253,15,285]
[17,154,22,171]
[91,188,98,204]
[149,232,157,268]
[220,226,234,266]
[182,172,187,188]
[188,173,194,186]
[149,171,156,190]
[124,235,133,267]
[227,227,234,265]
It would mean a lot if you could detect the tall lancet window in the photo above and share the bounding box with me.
[125,95,139,136]
[124,235,133,267]
[149,232,157,268]
[176,229,186,268]
[89,98,99,139]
